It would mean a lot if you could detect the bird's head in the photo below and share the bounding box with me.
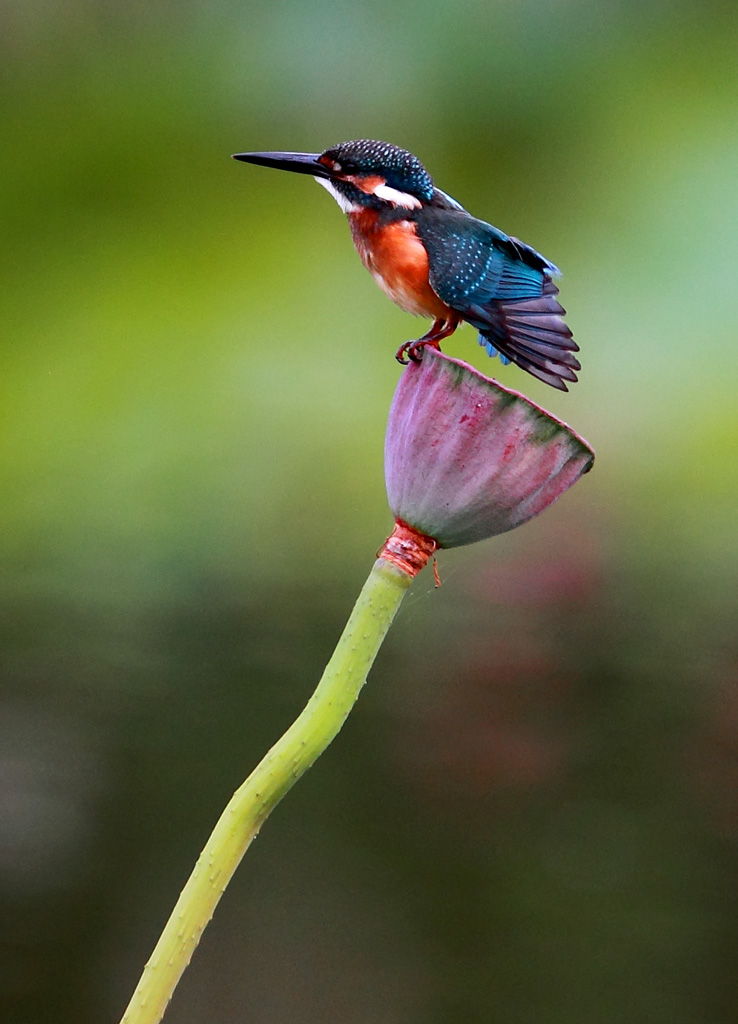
[233,139,437,213]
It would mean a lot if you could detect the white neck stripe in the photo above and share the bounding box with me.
[372,183,422,209]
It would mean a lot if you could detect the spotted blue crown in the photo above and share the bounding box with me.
[322,139,435,203]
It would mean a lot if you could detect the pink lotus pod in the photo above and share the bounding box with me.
[384,348,594,549]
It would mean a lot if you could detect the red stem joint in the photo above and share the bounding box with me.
[378,520,438,578]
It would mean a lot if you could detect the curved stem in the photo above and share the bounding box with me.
[119,556,412,1024]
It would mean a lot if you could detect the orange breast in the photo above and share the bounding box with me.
[348,211,452,319]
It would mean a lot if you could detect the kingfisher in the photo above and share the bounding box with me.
[233,139,580,390]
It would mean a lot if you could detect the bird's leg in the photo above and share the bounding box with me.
[395,317,460,365]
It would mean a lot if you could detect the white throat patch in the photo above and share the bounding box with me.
[314,177,360,214]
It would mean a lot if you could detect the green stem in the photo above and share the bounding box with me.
[119,556,412,1024]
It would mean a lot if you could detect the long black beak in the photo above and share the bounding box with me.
[232,151,334,179]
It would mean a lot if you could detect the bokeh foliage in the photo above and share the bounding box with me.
[2,2,738,1022]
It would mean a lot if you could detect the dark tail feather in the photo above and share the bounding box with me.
[473,279,580,392]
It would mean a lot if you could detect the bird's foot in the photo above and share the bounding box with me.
[395,318,458,365]
[395,339,441,365]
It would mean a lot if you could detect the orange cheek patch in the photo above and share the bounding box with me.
[347,174,386,196]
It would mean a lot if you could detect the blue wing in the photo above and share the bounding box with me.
[415,209,580,391]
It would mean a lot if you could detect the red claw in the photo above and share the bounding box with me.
[395,316,459,365]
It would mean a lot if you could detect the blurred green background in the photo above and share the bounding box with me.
[2,1,738,1022]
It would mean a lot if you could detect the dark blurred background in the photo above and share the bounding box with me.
[2,1,738,1021]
